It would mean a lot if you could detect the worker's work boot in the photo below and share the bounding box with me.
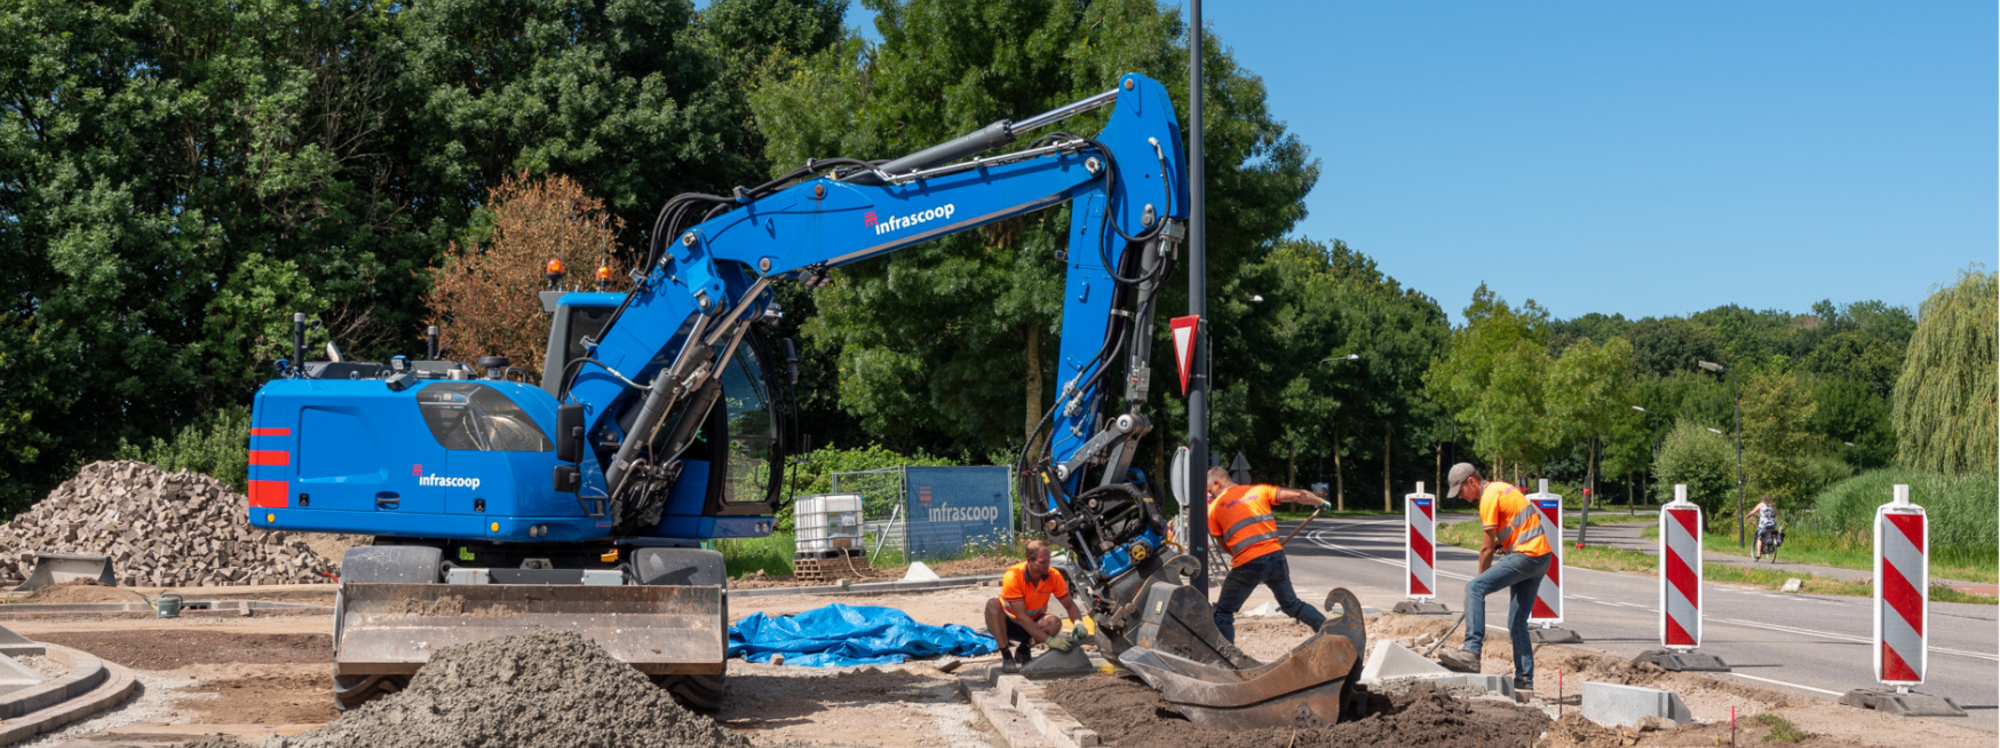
[1000,651,1020,674]
[1014,640,1034,665]
[1436,648,1480,673]
[1513,675,1533,692]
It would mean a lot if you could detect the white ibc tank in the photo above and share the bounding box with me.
[795,494,865,553]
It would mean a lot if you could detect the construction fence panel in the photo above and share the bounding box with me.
[903,466,1015,562]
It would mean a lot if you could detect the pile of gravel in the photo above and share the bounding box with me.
[187,630,753,748]
[0,461,337,587]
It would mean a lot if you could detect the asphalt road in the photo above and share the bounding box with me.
[1268,513,1999,731]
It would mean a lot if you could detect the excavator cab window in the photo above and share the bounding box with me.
[718,340,780,507]
[418,383,553,452]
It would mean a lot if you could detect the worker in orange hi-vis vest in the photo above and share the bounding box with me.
[1204,466,1330,643]
[984,540,1084,673]
[1436,462,1552,692]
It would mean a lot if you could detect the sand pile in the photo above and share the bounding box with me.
[1047,675,1550,748]
[0,461,337,587]
[185,629,752,748]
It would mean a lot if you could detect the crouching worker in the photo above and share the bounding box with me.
[985,540,1083,673]
[1437,462,1551,691]
[1206,467,1329,642]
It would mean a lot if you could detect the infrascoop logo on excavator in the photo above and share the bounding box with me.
[417,473,482,489]
[869,203,956,235]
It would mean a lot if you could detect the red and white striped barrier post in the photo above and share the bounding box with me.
[1841,484,1964,716]
[1527,479,1581,643]
[1636,484,1728,671]
[1392,483,1449,615]
[1875,483,1927,686]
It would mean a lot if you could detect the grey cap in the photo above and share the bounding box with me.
[1445,462,1479,498]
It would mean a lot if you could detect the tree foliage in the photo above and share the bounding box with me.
[1653,420,1735,516]
[426,172,634,375]
[752,0,1317,461]
[1891,269,1997,475]
[1740,367,1817,504]
[1426,285,1559,479]
[0,0,845,513]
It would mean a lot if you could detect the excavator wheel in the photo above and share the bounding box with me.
[332,673,411,711]
[652,673,727,711]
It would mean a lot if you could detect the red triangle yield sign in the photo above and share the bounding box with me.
[1170,315,1200,396]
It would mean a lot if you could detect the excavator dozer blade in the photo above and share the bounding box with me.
[333,583,726,676]
[1117,588,1369,730]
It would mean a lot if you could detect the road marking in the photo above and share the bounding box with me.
[1724,672,1845,696]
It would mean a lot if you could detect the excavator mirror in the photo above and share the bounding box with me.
[555,403,585,463]
[783,338,800,385]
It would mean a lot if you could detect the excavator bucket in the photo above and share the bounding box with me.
[1117,588,1368,729]
[13,553,117,592]
[333,583,726,676]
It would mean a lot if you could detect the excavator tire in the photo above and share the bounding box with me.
[653,673,726,711]
[333,673,411,711]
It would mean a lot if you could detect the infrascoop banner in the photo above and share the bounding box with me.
[904,466,1015,560]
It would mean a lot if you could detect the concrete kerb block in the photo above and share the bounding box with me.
[1581,681,1693,727]
[1839,687,1967,718]
[1019,647,1095,680]
[0,653,47,697]
[1359,640,1451,685]
[0,624,45,657]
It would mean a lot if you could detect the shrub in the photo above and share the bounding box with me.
[1799,467,1997,564]
[1653,420,1735,516]
[113,406,252,491]
[772,444,956,530]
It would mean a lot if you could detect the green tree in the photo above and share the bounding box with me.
[1653,420,1735,516]
[1891,269,1997,475]
[1426,285,1560,481]
[1740,368,1817,504]
[1546,336,1637,503]
[752,0,1317,460]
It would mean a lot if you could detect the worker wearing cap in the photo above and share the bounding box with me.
[1437,462,1551,690]
[985,539,1083,673]
[1206,466,1328,643]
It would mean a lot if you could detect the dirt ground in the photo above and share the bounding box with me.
[4,583,1991,748]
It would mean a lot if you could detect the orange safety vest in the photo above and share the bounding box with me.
[1480,481,1552,557]
[1207,485,1283,568]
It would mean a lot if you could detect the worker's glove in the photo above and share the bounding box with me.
[1045,631,1075,654]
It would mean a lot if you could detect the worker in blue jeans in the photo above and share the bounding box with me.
[1437,463,1552,691]
[1206,467,1328,642]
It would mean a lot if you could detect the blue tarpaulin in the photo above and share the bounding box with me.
[728,603,998,667]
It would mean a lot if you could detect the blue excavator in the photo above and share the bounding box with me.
[247,73,1364,722]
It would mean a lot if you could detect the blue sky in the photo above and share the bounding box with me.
[832,2,1994,323]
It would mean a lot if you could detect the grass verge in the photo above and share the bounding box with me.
[1433,522,1993,602]
[1638,525,1998,585]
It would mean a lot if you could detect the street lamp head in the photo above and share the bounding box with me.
[1698,360,1726,374]
[1249,295,1264,303]
[1844,441,1858,448]
[1706,427,1724,435]
[1631,405,1650,413]
[1318,354,1360,366]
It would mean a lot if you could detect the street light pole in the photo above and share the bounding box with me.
[1632,405,1660,512]
[1699,361,1743,548]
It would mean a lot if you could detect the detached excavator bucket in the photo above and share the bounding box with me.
[1118,588,1368,730]
[13,553,117,592]
[333,583,726,676]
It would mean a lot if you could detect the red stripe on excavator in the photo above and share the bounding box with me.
[248,480,289,508]
[248,450,290,466]
[250,428,291,436]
